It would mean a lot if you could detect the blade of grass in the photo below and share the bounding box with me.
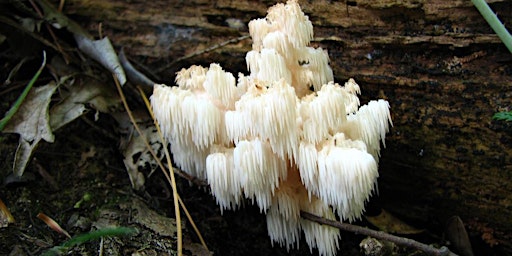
[178,195,209,251]
[60,227,137,248]
[0,51,46,131]
[41,227,137,256]
[471,0,512,54]
[112,76,183,256]
[138,86,209,251]
[493,111,512,121]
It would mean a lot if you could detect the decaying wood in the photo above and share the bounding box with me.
[62,0,512,249]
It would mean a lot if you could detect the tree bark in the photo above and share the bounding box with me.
[63,0,512,249]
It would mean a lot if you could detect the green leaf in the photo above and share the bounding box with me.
[41,227,137,256]
[493,111,512,121]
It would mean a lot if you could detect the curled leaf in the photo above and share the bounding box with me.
[50,79,120,131]
[3,83,58,176]
[119,48,155,87]
[445,216,474,256]
[37,0,126,85]
[74,34,126,85]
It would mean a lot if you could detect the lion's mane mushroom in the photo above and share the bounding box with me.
[150,1,392,255]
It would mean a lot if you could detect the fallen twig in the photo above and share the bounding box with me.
[137,86,209,252]
[113,75,182,256]
[155,35,250,73]
[300,211,458,256]
[114,75,211,255]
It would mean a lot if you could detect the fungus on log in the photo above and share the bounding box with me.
[150,1,391,255]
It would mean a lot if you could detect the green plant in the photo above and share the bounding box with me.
[41,227,137,256]
[472,0,512,121]
[0,51,46,131]
[493,111,512,121]
[472,0,512,53]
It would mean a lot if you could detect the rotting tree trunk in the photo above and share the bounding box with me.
[62,0,512,250]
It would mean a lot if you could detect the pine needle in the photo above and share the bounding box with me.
[113,76,183,255]
[138,86,209,251]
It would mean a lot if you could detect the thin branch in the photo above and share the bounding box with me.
[113,75,183,255]
[155,35,250,73]
[300,211,458,256]
[137,85,209,251]
[29,0,71,63]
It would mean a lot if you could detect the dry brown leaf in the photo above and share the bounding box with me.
[50,79,121,131]
[121,123,162,190]
[74,35,126,85]
[445,216,474,256]
[0,198,15,228]
[365,209,424,235]
[3,83,58,176]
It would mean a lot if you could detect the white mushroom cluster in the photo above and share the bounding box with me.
[150,1,392,255]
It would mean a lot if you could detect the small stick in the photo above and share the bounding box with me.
[300,211,458,256]
[155,35,250,73]
[113,75,182,256]
[137,86,209,251]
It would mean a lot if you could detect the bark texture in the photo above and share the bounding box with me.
[63,0,512,249]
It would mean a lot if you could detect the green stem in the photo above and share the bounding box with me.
[60,227,137,248]
[0,51,47,131]
[41,227,137,256]
[471,0,512,53]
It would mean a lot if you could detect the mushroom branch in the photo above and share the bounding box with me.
[150,1,392,255]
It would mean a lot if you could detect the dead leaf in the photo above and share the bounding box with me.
[74,34,126,85]
[121,123,162,190]
[365,209,424,235]
[4,83,58,176]
[50,79,121,131]
[0,198,15,228]
[119,49,155,87]
[37,0,126,85]
[37,0,88,35]
[445,216,474,256]
[37,212,71,238]
[183,239,213,256]
[120,198,177,237]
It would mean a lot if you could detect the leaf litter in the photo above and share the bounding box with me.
[0,1,192,254]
